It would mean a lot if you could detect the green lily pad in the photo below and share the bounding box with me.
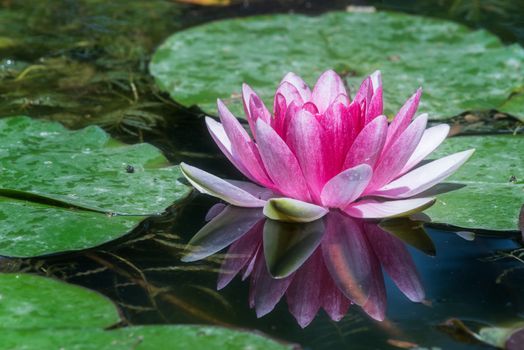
[425,135,523,231]
[0,273,293,350]
[150,11,524,120]
[500,91,524,119]
[0,116,189,215]
[0,116,190,257]
[1,326,294,350]
[0,273,120,330]
[0,197,143,258]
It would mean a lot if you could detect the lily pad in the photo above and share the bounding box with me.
[0,273,120,330]
[500,92,524,119]
[0,273,294,350]
[425,135,523,231]
[1,327,295,350]
[0,116,190,257]
[150,11,524,120]
[0,197,144,258]
[0,116,189,215]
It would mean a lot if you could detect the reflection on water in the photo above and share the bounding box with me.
[186,205,427,327]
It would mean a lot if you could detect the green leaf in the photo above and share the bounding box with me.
[1,326,294,350]
[0,273,120,330]
[425,135,524,231]
[0,116,189,215]
[500,91,524,121]
[0,116,190,257]
[150,11,524,120]
[0,197,144,258]
[0,273,293,350]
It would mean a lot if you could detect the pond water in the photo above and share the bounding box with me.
[0,1,523,349]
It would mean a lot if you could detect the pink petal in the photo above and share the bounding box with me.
[286,250,323,328]
[217,221,263,290]
[345,99,364,140]
[322,212,373,306]
[371,149,475,199]
[255,119,311,201]
[320,265,351,322]
[243,245,260,281]
[281,101,300,141]
[275,81,303,107]
[343,115,388,169]
[251,253,294,317]
[248,249,262,308]
[366,223,425,302]
[271,93,287,137]
[344,197,436,219]
[242,83,271,137]
[367,71,383,123]
[370,70,382,93]
[311,70,348,113]
[206,117,255,182]
[384,88,422,150]
[249,93,271,124]
[302,102,319,115]
[180,163,266,207]
[318,102,354,177]
[368,114,428,191]
[399,124,450,175]
[353,71,383,124]
[280,72,312,101]
[331,93,350,107]
[286,109,326,201]
[181,206,264,262]
[320,164,373,208]
[205,203,226,221]
[218,100,273,187]
[361,250,386,321]
[353,76,372,108]
[263,197,328,223]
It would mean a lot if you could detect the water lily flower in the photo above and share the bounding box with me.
[181,70,474,222]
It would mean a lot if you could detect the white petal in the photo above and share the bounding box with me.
[372,149,475,199]
[180,163,266,207]
[344,197,436,219]
[399,124,450,175]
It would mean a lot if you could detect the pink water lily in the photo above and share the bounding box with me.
[181,70,474,222]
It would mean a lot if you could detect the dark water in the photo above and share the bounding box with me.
[1,1,523,349]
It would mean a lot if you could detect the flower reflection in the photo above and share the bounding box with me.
[183,206,431,328]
